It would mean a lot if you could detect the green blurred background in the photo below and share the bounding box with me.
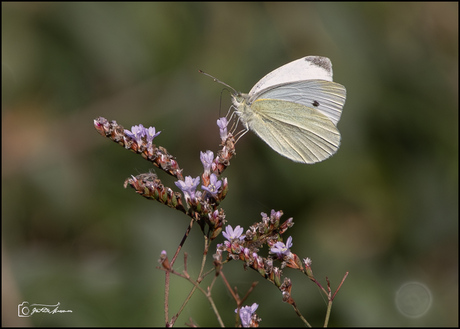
[2,2,458,327]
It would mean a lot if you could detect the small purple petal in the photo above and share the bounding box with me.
[175,176,200,201]
[200,150,214,172]
[270,236,293,258]
[146,126,161,143]
[235,303,259,327]
[217,117,228,140]
[201,173,222,197]
[222,225,244,241]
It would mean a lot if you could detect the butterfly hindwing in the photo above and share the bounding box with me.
[252,80,346,126]
[246,99,340,163]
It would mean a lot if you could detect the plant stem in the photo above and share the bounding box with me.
[291,302,311,327]
[323,299,332,327]
[165,219,194,326]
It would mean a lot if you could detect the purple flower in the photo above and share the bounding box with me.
[222,225,244,241]
[201,173,222,198]
[270,236,293,258]
[235,303,259,327]
[146,126,161,143]
[200,150,214,173]
[217,117,228,140]
[125,124,145,144]
[124,124,160,145]
[270,209,282,222]
[174,176,200,202]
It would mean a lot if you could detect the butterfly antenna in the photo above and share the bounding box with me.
[198,70,238,95]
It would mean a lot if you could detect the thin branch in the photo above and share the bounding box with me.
[165,266,224,327]
[290,301,312,327]
[171,219,194,266]
[239,281,258,305]
[164,269,170,324]
[219,271,239,302]
[165,219,194,326]
[332,272,349,301]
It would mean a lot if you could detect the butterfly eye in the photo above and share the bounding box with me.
[312,100,320,107]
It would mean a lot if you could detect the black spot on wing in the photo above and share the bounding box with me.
[305,56,332,72]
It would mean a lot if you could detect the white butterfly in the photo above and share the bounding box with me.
[204,56,346,164]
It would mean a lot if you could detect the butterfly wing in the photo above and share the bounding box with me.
[245,98,341,163]
[250,80,346,126]
[249,56,334,96]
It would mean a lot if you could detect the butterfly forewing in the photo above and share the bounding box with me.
[249,56,334,96]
